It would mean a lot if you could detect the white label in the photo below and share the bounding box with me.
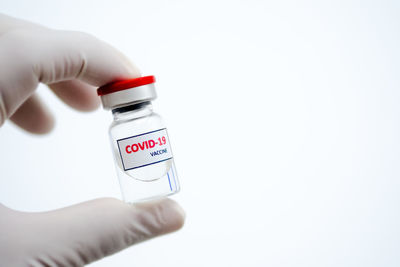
[117,128,173,171]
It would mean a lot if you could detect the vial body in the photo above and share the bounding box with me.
[109,102,179,203]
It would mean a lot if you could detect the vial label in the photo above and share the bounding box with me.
[117,128,173,171]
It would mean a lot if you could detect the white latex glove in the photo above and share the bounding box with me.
[0,13,138,132]
[0,14,185,266]
[0,199,184,266]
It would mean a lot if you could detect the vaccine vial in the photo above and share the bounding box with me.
[97,76,180,203]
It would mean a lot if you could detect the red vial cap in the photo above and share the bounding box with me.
[97,75,156,96]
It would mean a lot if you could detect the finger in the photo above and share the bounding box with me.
[33,29,141,86]
[9,93,54,134]
[0,27,140,123]
[48,80,100,112]
[26,198,185,266]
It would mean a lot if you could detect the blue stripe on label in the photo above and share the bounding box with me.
[167,172,172,191]
[171,166,177,190]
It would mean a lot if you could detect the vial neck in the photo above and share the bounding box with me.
[112,101,153,121]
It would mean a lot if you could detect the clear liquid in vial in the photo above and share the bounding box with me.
[114,153,179,202]
[110,111,180,203]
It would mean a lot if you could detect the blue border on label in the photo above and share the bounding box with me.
[116,128,172,171]
[167,172,172,191]
[117,128,166,142]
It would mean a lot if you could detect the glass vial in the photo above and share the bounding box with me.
[97,76,180,203]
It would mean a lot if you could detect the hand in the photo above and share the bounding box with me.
[0,198,185,266]
[0,13,138,133]
[0,14,185,266]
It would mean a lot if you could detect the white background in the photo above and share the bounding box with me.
[1,1,400,266]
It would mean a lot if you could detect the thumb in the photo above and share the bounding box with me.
[0,198,185,266]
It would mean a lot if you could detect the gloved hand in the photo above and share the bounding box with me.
[0,14,185,266]
[0,199,184,266]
